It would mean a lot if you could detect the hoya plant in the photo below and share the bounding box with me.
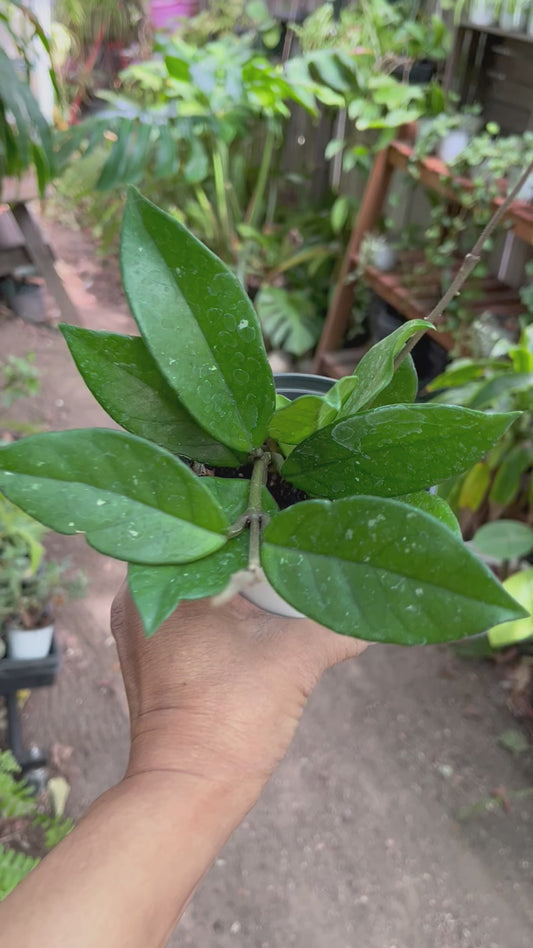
[0,191,526,643]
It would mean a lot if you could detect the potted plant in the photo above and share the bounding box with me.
[1,558,85,661]
[0,190,526,644]
[416,105,483,165]
[359,233,397,272]
[0,496,84,661]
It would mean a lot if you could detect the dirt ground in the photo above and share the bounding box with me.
[1,210,533,948]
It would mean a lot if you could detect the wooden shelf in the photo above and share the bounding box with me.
[314,139,532,379]
[362,249,522,350]
[388,141,533,244]
[460,20,533,44]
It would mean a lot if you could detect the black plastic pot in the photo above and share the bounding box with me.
[391,59,436,85]
[274,372,334,401]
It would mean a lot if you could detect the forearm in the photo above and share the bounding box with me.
[0,769,259,948]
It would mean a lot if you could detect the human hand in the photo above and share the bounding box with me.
[111,584,367,798]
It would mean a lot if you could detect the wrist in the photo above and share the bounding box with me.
[126,708,267,806]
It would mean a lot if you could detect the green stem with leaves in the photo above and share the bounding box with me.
[211,139,233,254]
[237,125,278,286]
[214,452,271,604]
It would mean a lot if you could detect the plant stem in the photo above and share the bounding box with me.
[211,140,233,256]
[393,157,533,371]
[246,451,271,570]
[246,126,277,231]
[213,453,271,606]
[237,125,278,286]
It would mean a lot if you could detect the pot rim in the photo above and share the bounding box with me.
[273,372,333,400]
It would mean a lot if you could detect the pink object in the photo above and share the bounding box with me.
[150,1,198,30]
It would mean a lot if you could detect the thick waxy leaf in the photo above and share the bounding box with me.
[401,490,461,535]
[61,326,246,467]
[367,355,418,409]
[129,479,278,635]
[121,189,275,452]
[319,375,358,418]
[268,395,332,446]
[282,404,519,499]
[0,430,228,564]
[261,497,525,644]
[339,320,431,416]
[471,520,533,562]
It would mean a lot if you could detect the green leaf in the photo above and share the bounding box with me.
[96,120,133,190]
[401,491,461,535]
[261,497,525,644]
[458,462,490,511]
[121,189,275,453]
[339,321,431,416]
[282,405,519,500]
[488,444,532,507]
[268,395,330,446]
[488,568,533,648]
[0,430,228,564]
[471,521,533,562]
[60,325,245,467]
[128,478,278,635]
[154,125,178,179]
[184,136,209,184]
[467,373,533,410]
[367,355,418,409]
[255,286,323,357]
[498,728,530,755]
[320,375,358,416]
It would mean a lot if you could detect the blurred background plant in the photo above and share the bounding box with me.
[430,325,533,533]
[0,749,73,901]
[0,0,58,196]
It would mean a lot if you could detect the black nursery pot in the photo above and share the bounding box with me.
[274,372,333,401]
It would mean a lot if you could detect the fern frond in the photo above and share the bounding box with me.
[0,845,39,901]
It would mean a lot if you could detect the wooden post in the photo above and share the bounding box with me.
[11,203,79,324]
[313,146,394,373]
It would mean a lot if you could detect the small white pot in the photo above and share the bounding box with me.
[7,623,54,660]
[469,0,496,26]
[437,129,470,164]
[528,7,533,34]
[371,243,397,272]
[499,3,528,31]
[242,577,305,619]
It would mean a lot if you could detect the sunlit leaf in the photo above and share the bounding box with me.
[0,430,228,564]
[262,497,525,643]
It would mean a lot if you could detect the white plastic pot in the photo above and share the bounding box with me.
[7,623,54,660]
[240,373,334,620]
[371,243,397,272]
[242,577,305,618]
[437,129,470,164]
[469,0,496,25]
